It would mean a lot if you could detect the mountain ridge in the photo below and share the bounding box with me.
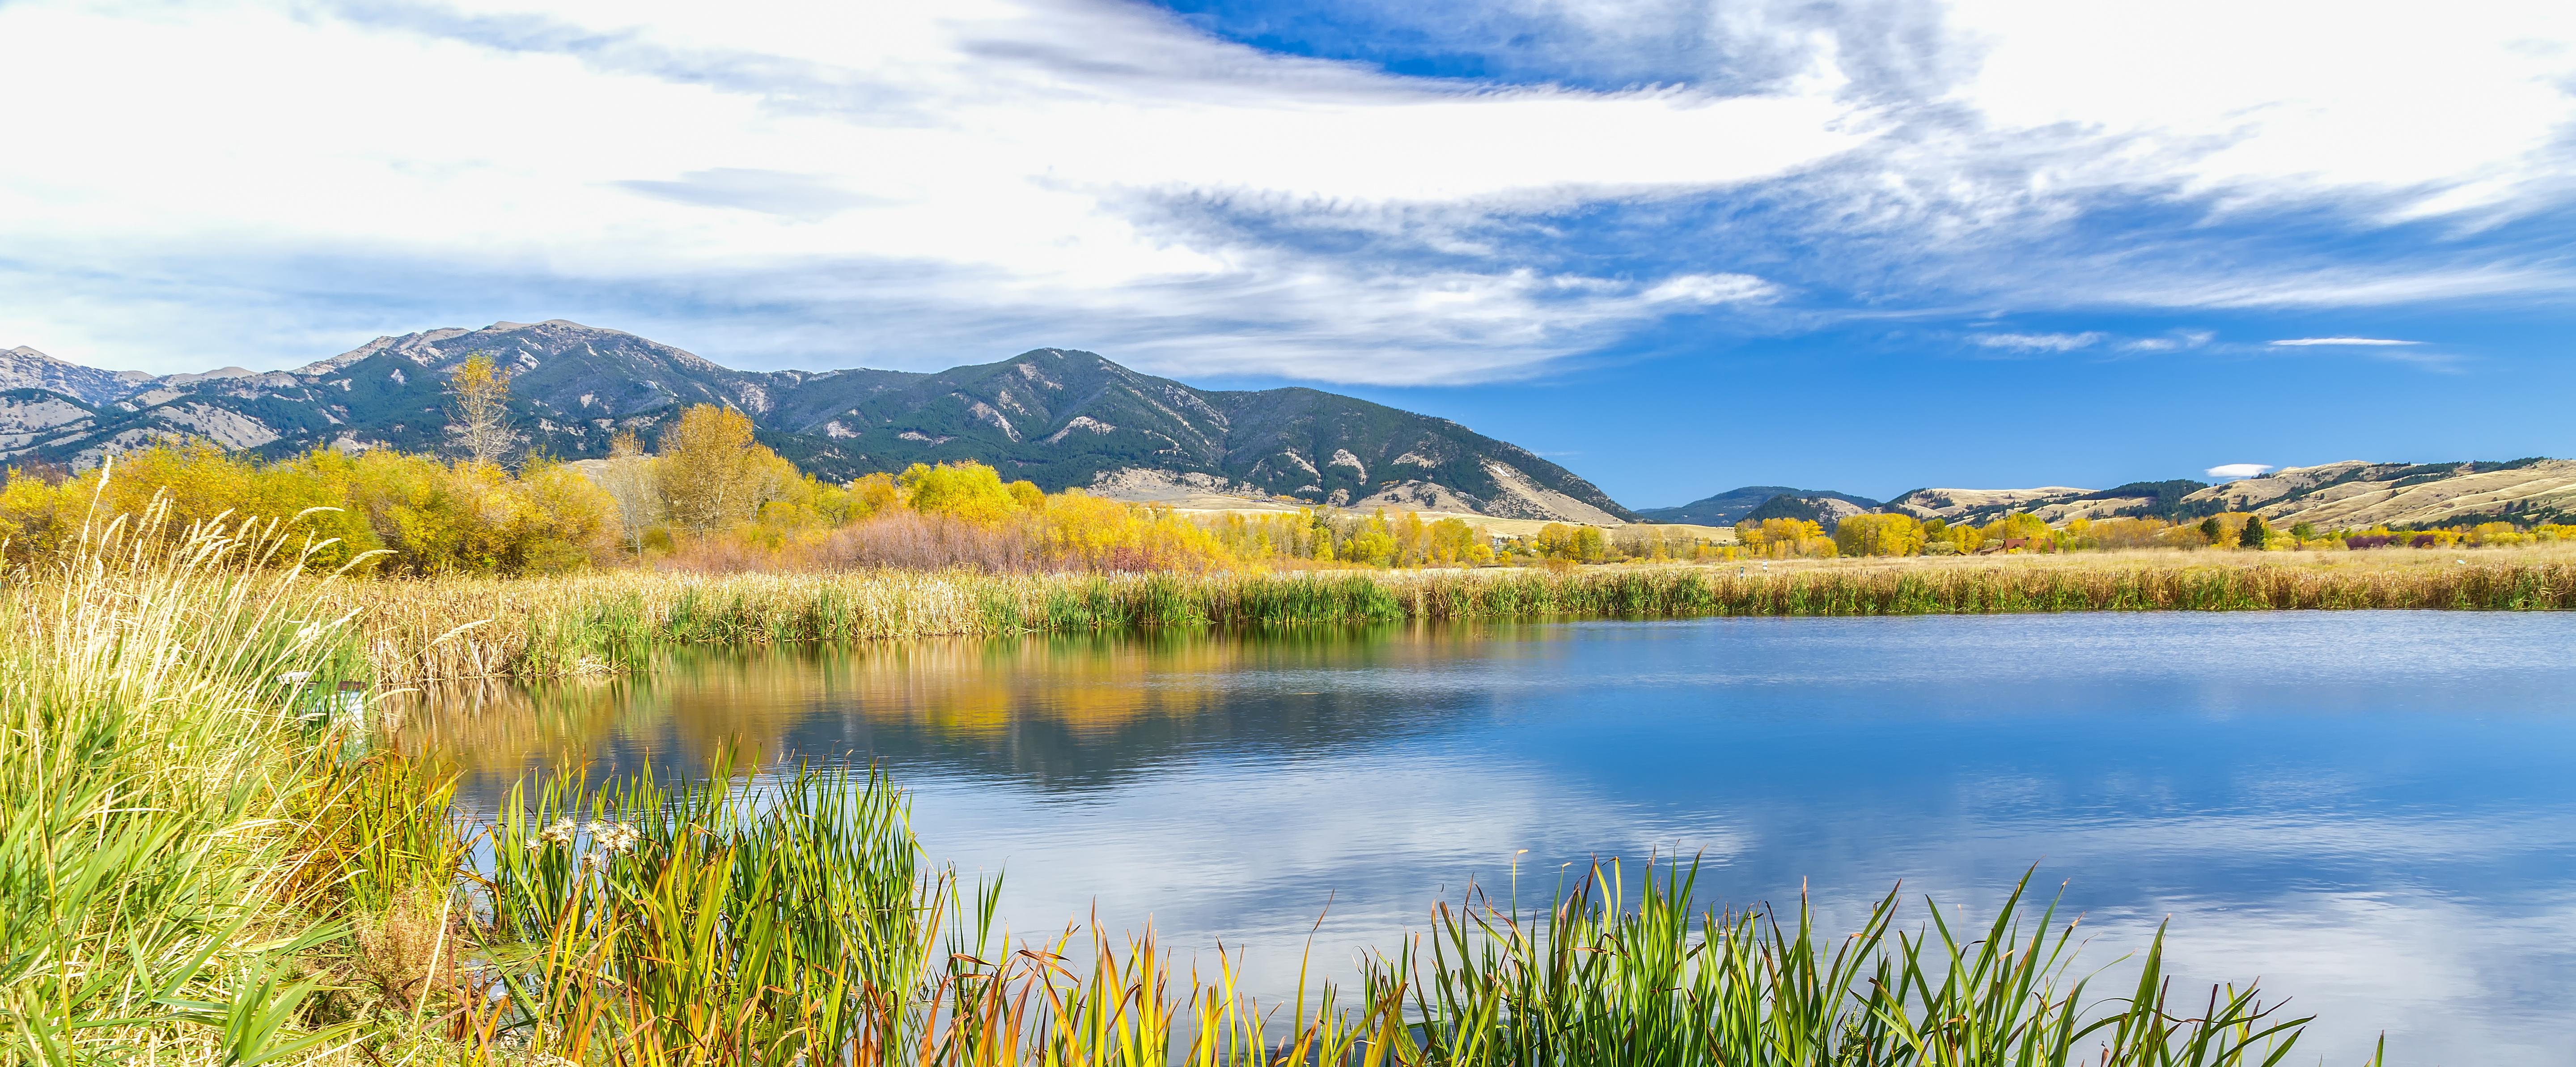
[1881,463,2576,528]
[1636,485,1885,526]
[0,322,1635,523]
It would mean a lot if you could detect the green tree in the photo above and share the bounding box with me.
[2290,521,2316,541]
[2239,514,2269,549]
[2199,516,2224,545]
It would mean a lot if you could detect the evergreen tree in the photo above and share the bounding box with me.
[2199,516,2224,544]
[2238,514,2269,549]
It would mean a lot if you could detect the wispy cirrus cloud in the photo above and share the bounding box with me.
[1973,332,2103,353]
[2123,330,2215,352]
[2270,337,2421,347]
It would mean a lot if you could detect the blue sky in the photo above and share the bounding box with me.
[3,0,2573,507]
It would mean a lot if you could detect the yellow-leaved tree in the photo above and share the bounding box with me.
[447,352,517,467]
[898,461,1028,525]
[1833,514,1925,557]
[656,404,795,536]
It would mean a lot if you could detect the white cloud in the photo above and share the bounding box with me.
[0,0,1851,378]
[2205,463,2274,479]
[1939,0,2576,218]
[1971,331,2101,352]
[2121,330,2214,352]
[2269,337,2422,347]
[1,0,2574,378]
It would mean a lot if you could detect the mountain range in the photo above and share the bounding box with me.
[0,321,1632,523]
[8,321,2569,532]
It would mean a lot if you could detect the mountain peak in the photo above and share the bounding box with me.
[0,344,158,405]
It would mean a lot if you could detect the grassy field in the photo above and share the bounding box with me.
[323,546,2576,685]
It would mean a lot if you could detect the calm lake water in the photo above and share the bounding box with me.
[402,612,2576,1064]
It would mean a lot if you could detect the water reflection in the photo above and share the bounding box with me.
[401,612,2576,1063]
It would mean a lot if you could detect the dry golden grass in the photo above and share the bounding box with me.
[314,544,2576,687]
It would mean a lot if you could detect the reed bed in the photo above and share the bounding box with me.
[0,496,402,1063]
[334,557,2576,685]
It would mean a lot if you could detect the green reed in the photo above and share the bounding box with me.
[1388,858,2351,1067]
[0,490,400,1063]
[478,757,937,1061]
[453,758,2375,1066]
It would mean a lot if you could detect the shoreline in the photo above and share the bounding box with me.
[335,553,2576,687]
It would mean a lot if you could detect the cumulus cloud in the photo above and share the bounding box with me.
[2206,463,2275,479]
[2269,337,2422,347]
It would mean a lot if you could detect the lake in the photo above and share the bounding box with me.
[401,611,2576,1063]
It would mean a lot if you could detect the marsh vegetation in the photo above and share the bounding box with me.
[0,496,2392,1065]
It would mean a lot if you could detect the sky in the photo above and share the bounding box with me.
[3,0,2574,506]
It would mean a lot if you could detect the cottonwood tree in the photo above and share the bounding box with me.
[656,404,792,535]
[447,353,518,467]
[595,429,661,557]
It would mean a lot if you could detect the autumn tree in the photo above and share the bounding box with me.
[1534,523,1605,562]
[847,472,902,519]
[1340,514,1399,566]
[447,353,517,466]
[900,461,1025,525]
[1983,513,2051,543]
[656,404,793,535]
[1834,513,1926,557]
[1425,517,1490,565]
[1737,518,1834,559]
[595,429,659,557]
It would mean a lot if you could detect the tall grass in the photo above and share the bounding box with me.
[326,558,2576,685]
[1390,859,2334,1066]
[459,755,1384,1065]
[0,491,452,1063]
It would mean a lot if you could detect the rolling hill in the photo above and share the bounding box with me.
[1634,486,1883,525]
[1883,465,2575,529]
[0,321,1634,523]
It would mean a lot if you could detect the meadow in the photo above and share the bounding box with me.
[0,498,2396,1065]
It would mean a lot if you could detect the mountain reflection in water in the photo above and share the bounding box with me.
[398,612,2576,1064]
